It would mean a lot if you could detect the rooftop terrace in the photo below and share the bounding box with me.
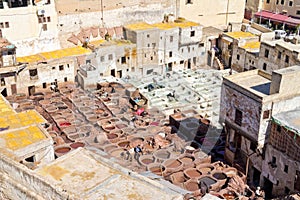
[125,20,199,31]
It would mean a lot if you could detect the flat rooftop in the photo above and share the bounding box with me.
[125,19,199,31]
[0,125,47,151]
[224,70,272,97]
[262,39,300,53]
[241,41,260,52]
[272,109,300,136]
[224,31,256,39]
[35,148,184,200]
[17,46,92,64]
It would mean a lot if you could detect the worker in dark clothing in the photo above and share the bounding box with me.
[134,145,143,161]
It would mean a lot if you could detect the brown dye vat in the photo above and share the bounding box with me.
[102,124,115,132]
[180,157,194,163]
[148,165,165,176]
[94,108,105,114]
[109,148,125,157]
[116,123,127,129]
[170,171,186,184]
[39,99,50,105]
[184,168,202,179]
[164,159,181,168]
[142,158,153,164]
[184,179,199,192]
[55,146,71,154]
[107,133,118,139]
[117,140,130,148]
[70,142,85,149]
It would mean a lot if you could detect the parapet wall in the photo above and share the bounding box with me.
[0,150,67,200]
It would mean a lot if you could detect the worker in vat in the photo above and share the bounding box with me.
[134,144,143,161]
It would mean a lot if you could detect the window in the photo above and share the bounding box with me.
[264,49,269,58]
[147,43,150,47]
[237,54,240,60]
[281,0,284,4]
[276,0,279,4]
[47,16,51,22]
[100,56,104,62]
[190,30,195,37]
[284,165,288,173]
[152,43,156,48]
[278,52,282,59]
[108,54,113,60]
[0,23,3,28]
[121,56,126,64]
[277,125,281,133]
[188,47,190,53]
[150,56,153,60]
[169,51,172,57]
[5,22,9,28]
[59,65,64,71]
[64,77,67,82]
[289,1,293,6]
[235,109,243,126]
[272,156,276,164]
[29,69,38,80]
[263,110,270,119]
[285,55,289,63]
[266,0,270,3]
[180,60,184,64]
[52,66,56,70]
[67,64,70,68]
[170,36,173,42]
[42,24,47,31]
[1,78,5,86]
[263,63,267,70]
[297,10,300,15]
[86,59,91,64]
[146,34,150,38]
[250,142,257,151]
[43,82,47,88]
[186,0,192,4]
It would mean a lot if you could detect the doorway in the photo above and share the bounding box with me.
[28,85,35,96]
[1,88,7,97]
[111,69,115,77]
[263,177,273,199]
[11,84,17,95]
[168,62,173,71]
[187,59,191,69]
[252,167,261,187]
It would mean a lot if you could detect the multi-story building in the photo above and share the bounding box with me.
[124,19,204,75]
[179,0,245,28]
[263,109,300,197]
[0,0,60,56]
[245,0,264,20]
[219,66,300,198]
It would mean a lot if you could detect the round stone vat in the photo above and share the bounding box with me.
[196,163,215,175]
[147,163,165,176]
[184,179,200,192]
[153,149,171,162]
[117,140,130,148]
[139,155,155,166]
[55,146,71,154]
[184,168,202,179]
[70,142,85,149]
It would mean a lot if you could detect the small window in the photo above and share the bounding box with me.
[86,59,91,64]
[152,43,156,48]
[29,69,38,77]
[146,34,150,38]
[180,60,184,64]
[147,44,150,47]
[284,165,288,173]
[5,22,9,28]
[297,10,300,15]
[277,125,281,133]
[186,0,192,4]
[278,52,282,59]
[100,56,104,62]
[281,0,284,5]
[169,51,172,57]
[285,55,289,63]
[121,56,126,64]
[64,77,67,82]
[235,109,243,126]
[42,82,47,88]
[47,16,51,22]
[170,36,173,42]
[67,64,70,68]
[272,156,276,164]
[266,0,270,3]
[263,110,270,119]
[250,142,257,151]
[150,56,153,60]
[289,1,293,6]
[263,63,267,70]
[108,54,113,60]
[237,54,240,60]
[264,49,269,58]
[42,24,47,31]
[59,65,64,71]
[190,30,195,37]
[144,54,147,58]
[276,0,279,4]
[0,23,4,29]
